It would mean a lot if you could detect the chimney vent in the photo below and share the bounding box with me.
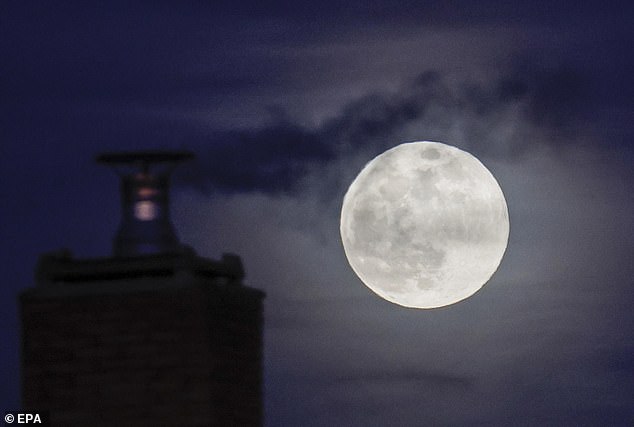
[97,151,193,257]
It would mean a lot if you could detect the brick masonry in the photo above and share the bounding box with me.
[20,254,265,426]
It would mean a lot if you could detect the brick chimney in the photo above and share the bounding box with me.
[20,151,265,426]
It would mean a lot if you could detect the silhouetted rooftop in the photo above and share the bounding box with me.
[25,247,267,300]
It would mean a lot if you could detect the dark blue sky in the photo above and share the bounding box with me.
[2,1,634,425]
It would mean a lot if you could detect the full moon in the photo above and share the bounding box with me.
[340,141,509,309]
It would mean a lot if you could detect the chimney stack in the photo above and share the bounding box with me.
[21,150,265,426]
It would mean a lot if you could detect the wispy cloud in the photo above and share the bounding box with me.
[335,368,474,388]
[178,67,590,195]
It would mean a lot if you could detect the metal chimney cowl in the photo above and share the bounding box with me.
[96,151,193,257]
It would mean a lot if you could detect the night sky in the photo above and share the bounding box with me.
[2,1,634,425]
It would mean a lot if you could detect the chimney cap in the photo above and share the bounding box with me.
[96,149,193,257]
[96,150,194,165]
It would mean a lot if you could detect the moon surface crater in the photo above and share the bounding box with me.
[340,141,509,309]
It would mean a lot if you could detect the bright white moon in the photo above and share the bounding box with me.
[340,141,509,309]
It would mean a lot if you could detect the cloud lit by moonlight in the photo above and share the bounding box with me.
[340,141,509,309]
